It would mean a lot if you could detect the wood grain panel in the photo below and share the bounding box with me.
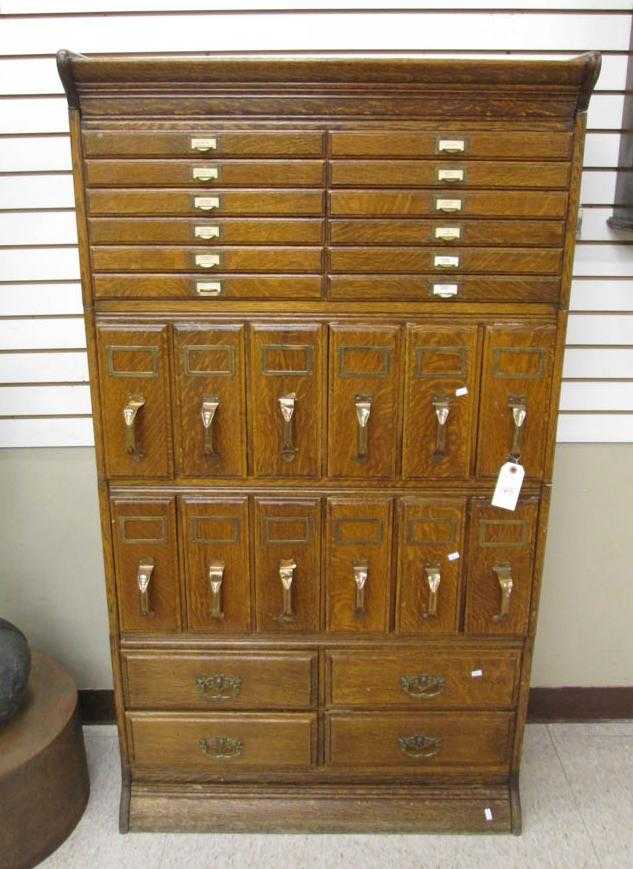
[331,160,570,189]
[328,275,560,304]
[87,189,325,216]
[329,219,564,248]
[93,274,323,300]
[83,130,325,158]
[91,246,322,274]
[330,190,567,219]
[88,218,323,246]
[329,247,561,276]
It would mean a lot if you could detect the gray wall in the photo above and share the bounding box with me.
[1,445,631,689]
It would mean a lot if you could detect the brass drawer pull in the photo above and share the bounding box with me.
[423,565,441,619]
[196,281,222,297]
[194,196,220,211]
[353,561,369,616]
[399,734,442,759]
[198,736,243,759]
[432,282,459,299]
[278,558,297,622]
[508,396,527,460]
[400,674,446,699]
[201,397,220,457]
[136,558,154,616]
[123,396,145,458]
[354,395,372,462]
[435,198,462,213]
[208,561,225,619]
[438,168,464,183]
[493,563,514,622]
[195,253,220,270]
[191,137,217,152]
[193,166,219,182]
[278,393,297,462]
[435,226,461,242]
[194,225,220,240]
[196,673,241,700]
[432,396,451,460]
[434,255,459,270]
[437,138,465,154]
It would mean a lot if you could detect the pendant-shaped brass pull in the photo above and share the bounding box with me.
[201,397,220,457]
[208,562,225,619]
[400,674,446,699]
[508,397,527,460]
[278,393,297,462]
[191,137,217,152]
[493,563,513,622]
[196,673,241,700]
[432,396,451,461]
[399,734,442,759]
[423,565,441,619]
[123,396,145,458]
[353,561,369,616]
[192,167,219,182]
[355,395,372,462]
[278,558,297,622]
[137,558,154,616]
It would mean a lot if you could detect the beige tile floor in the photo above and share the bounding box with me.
[40,722,633,869]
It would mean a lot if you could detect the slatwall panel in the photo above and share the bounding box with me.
[1,3,632,446]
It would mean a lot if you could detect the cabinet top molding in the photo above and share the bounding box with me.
[57,49,601,118]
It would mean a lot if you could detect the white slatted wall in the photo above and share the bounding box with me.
[1,1,632,447]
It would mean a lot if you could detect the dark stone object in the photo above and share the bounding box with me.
[0,618,31,725]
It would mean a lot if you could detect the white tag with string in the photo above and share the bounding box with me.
[491,461,524,511]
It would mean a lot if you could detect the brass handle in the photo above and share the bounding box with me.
[196,281,222,297]
[278,558,297,622]
[493,563,514,622]
[423,565,441,619]
[194,196,220,211]
[432,283,459,299]
[508,397,527,461]
[123,396,145,458]
[432,396,451,461]
[399,734,442,759]
[195,253,220,270]
[353,561,369,616]
[136,558,154,616]
[437,139,465,154]
[278,393,297,462]
[198,737,243,759]
[400,674,446,699]
[208,561,225,619]
[435,226,461,242]
[435,198,462,213]
[354,395,372,462]
[437,168,465,183]
[201,397,220,457]
[191,137,217,152]
[434,255,459,270]
[194,225,220,240]
[193,167,219,182]
[196,674,241,700]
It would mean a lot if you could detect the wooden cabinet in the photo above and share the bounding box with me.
[61,50,597,833]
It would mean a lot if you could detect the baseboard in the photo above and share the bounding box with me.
[79,687,633,726]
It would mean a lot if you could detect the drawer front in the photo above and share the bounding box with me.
[91,246,322,274]
[250,323,323,479]
[402,325,478,479]
[85,159,325,188]
[326,497,393,634]
[84,130,325,158]
[328,275,560,304]
[87,189,325,216]
[326,647,521,709]
[93,274,323,300]
[180,497,251,633]
[329,190,567,219]
[111,497,180,634]
[254,498,321,633]
[326,712,513,771]
[329,130,572,159]
[123,650,316,710]
[465,498,539,637]
[89,217,324,245]
[127,712,317,772]
[173,323,246,477]
[395,498,466,635]
[477,323,557,479]
[330,218,565,247]
[96,324,172,478]
[328,325,401,479]
[329,247,561,275]
[331,160,569,189]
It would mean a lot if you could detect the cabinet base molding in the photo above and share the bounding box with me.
[126,781,519,835]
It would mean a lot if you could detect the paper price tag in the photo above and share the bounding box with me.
[447,551,460,562]
[455,386,468,397]
[484,808,494,822]
[491,461,525,511]
[471,669,483,679]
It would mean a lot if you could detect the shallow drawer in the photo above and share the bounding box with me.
[91,246,322,274]
[330,218,564,247]
[325,647,521,709]
[93,274,323,300]
[127,712,317,772]
[85,159,325,188]
[326,712,513,771]
[83,130,325,158]
[122,650,317,710]
[89,217,324,245]
[329,130,572,159]
[329,247,561,275]
[330,190,567,219]
[328,275,560,303]
[331,160,569,189]
[87,189,324,216]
